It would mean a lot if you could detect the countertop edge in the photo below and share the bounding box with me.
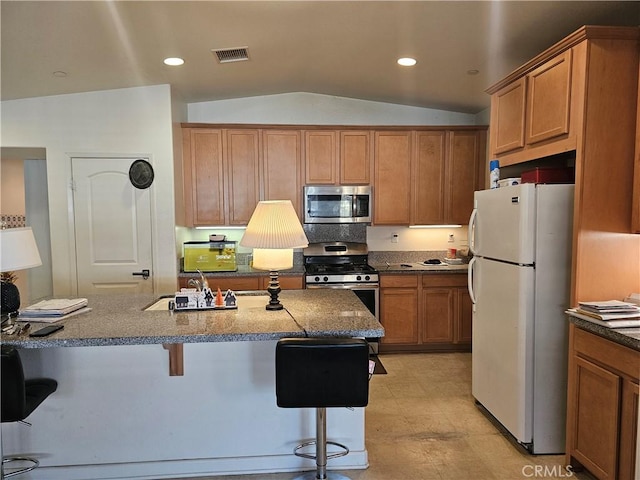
[568,315,640,351]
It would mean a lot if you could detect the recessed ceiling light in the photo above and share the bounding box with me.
[52,71,67,78]
[397,57,417,67]
[467,69,480,75]
[163,57,185,66]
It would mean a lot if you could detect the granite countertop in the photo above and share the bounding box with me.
[178,265,306,278]
[568,314,640,351]
[373,262,468,274]
[1,290,384,349]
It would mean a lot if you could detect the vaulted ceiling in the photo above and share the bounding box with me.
[2,1,639,113]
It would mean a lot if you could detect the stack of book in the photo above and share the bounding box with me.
[20,298,90,322]
[570,300,640,328]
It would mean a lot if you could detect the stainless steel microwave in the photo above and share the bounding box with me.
[304,185,372,224]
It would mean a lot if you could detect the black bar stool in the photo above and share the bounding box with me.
[276,337,370,480]
[1,345,57,479]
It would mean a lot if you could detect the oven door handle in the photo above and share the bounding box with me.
[305,284,379,289]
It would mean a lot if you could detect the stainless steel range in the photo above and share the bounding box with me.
[303,242,380,353]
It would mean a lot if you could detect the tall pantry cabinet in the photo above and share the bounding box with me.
[486,25,640,305]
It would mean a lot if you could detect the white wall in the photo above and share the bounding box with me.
[189,91,480,125]
[1,85,178,295]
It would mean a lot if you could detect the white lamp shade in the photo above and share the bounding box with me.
[0,227,42,272]
[240,200,309,249]
[252,248,293,271]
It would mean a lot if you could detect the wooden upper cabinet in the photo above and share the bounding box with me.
[225,130,260,225]
[489,50,572,158]
[526,50,572,145]
[304,130,371,185]
[413,131,446,224]
[305,130,337,184]
[373,131,412,225]
[262,130,302,216]
[412,129,485,225]
[183,128,225,226]
[340,131,371,184]
[446,130,484,224]
[490,77,526,155]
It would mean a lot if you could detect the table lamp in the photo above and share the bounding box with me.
[240,200,308,310]
[0,227,42,315]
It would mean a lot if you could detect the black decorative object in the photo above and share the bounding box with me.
[266,271,283,311]
[1,281,20,315]
[128,159,154,189]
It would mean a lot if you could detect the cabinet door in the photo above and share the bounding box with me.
[526,50,572,145]
[454,287,472,344]
[380,287,418,344]
[619,379,639,480]
[490,77,526,155]
[421,288,454,343]
[259,275,303,290]
[340,131,371,185]
[226,130,260,225]
[184,129,225,226]
[413,131,446,224]
[571,356,621,480]
[305,130,337,185]
[374,131,412,225]
[445,130,483,224]
[262,130,302,215]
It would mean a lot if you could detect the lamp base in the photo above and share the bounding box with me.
[265,271,283,311]
[0,281,20,315]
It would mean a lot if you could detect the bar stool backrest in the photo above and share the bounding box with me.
[275,337,369,408]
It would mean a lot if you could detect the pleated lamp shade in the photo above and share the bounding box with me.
[0,227,42,272]
[240,201,309,271]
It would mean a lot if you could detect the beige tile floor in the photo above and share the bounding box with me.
[172,353,590,480]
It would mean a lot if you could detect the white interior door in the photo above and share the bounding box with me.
[471,257,534,445]
[72,157,153,295]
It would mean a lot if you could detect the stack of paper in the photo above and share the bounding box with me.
[570,300,640,328]
[20,298,90,322]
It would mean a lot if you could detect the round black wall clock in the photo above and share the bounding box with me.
[129,159,154,189]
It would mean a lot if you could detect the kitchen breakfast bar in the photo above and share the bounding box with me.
[1,290,384,480]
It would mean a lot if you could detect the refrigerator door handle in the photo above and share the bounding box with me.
[467,256,477,305]
[468,207,478,255]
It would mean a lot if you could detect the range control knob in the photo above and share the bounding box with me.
[314,276,320,282]
[365,275,370,281]
[323,276,329,282]
[356,275,362,281]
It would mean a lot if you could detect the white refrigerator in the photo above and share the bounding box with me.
[467,183,574,454]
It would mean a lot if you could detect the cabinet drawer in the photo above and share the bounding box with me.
[380,274,418,288]
[422,274,467,288]
[574,327,639,381]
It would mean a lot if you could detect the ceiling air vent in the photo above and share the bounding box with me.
[212,47,249,63]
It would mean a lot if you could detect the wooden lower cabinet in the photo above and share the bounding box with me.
[379,274,419,345]
[380,273,471,353]
[566,324,639,480]
[178,275,303,291]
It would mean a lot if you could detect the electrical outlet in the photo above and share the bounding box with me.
[448,234,455,243]
[391,233,399,244]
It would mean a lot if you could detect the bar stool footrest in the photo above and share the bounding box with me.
[2,456,39,478]
[294,440,349,460]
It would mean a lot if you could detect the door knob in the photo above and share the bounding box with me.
[132,269,150,280]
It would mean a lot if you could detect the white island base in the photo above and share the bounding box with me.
[2,341,368,480]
